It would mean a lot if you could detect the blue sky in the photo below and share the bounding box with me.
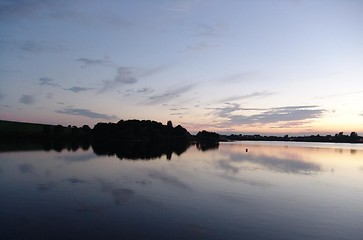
[0,0,362,135]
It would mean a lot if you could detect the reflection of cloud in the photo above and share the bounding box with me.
[19,94,36,105]
[148,170,192,191]
[39,77,59,87]
[218,174,273,188]
[216,160,239,174]
[18,163,34,174]
[97,178,135,206]
[63,86,95,93]
[147,84,195,105]
[228,153,321,174]
[37,182,57,192]
[74,202,104,213]
[56,107,117,120]
[63,177,86,184]
[56,153,96,162]
[112,189,134,205]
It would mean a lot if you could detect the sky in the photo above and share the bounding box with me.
[0,0,362,135]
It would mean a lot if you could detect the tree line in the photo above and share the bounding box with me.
[224,132,363,143]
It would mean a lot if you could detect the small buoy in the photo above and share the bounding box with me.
[246,148,248,152]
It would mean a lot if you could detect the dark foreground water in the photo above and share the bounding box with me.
[1,141,363,240]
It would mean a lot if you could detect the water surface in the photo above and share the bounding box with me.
[1,141,363,239]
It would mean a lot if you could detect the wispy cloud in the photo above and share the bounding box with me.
[98,67,138,93]
[193,23,224,37]
[217,71,260,84]
[216,91,275,103]
[316,90,363,100]
[147,84,195,105]
[0,0,83,23]
[55,107,117,120]
[186,41,221,51]
[98,65,169,94]
[39,77,59,87]
[19,94,36,105]
[212,104,325,128]
[1,40,68,54]
[63,87,95,93]
[77,58,111,68]
[46,93,53,99]
[137,87,154,94]
[162,0,199,15]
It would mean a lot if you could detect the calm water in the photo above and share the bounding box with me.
[1,141,363,240]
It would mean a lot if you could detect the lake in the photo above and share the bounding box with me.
[1,141,363,240]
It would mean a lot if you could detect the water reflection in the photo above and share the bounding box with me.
[196,141,219,152]
[0,139,191,160]
[148,170,192,191]
[93,140,190,160]
[18,163,34,174]
[1,142,363,240]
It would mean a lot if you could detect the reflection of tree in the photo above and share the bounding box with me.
[195,130,220,152]
[196,141,219,151]
[92,140,190,160]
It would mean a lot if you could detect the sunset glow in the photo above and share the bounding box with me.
[1,0,362,135]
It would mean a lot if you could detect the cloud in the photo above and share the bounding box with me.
[0,91,5,100]
[139,64,172,77]
[137,87,154,94]
[216,91,275,103]
[147,84,195,105]
[1,40,68,54]
[46,93,53,99]
[77,58,111,68]
[212,104,325,127]
[56,107,117,120]
[193,23,223,37]
[39,77,59,87]
[63,86,95,93]
[217,71,261,84]
[162,0,199,15]
[19,94,36,104]
[98,65,170,94]
[186,41,221,51]
[0,0,80,22]
[98,67,138,93]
